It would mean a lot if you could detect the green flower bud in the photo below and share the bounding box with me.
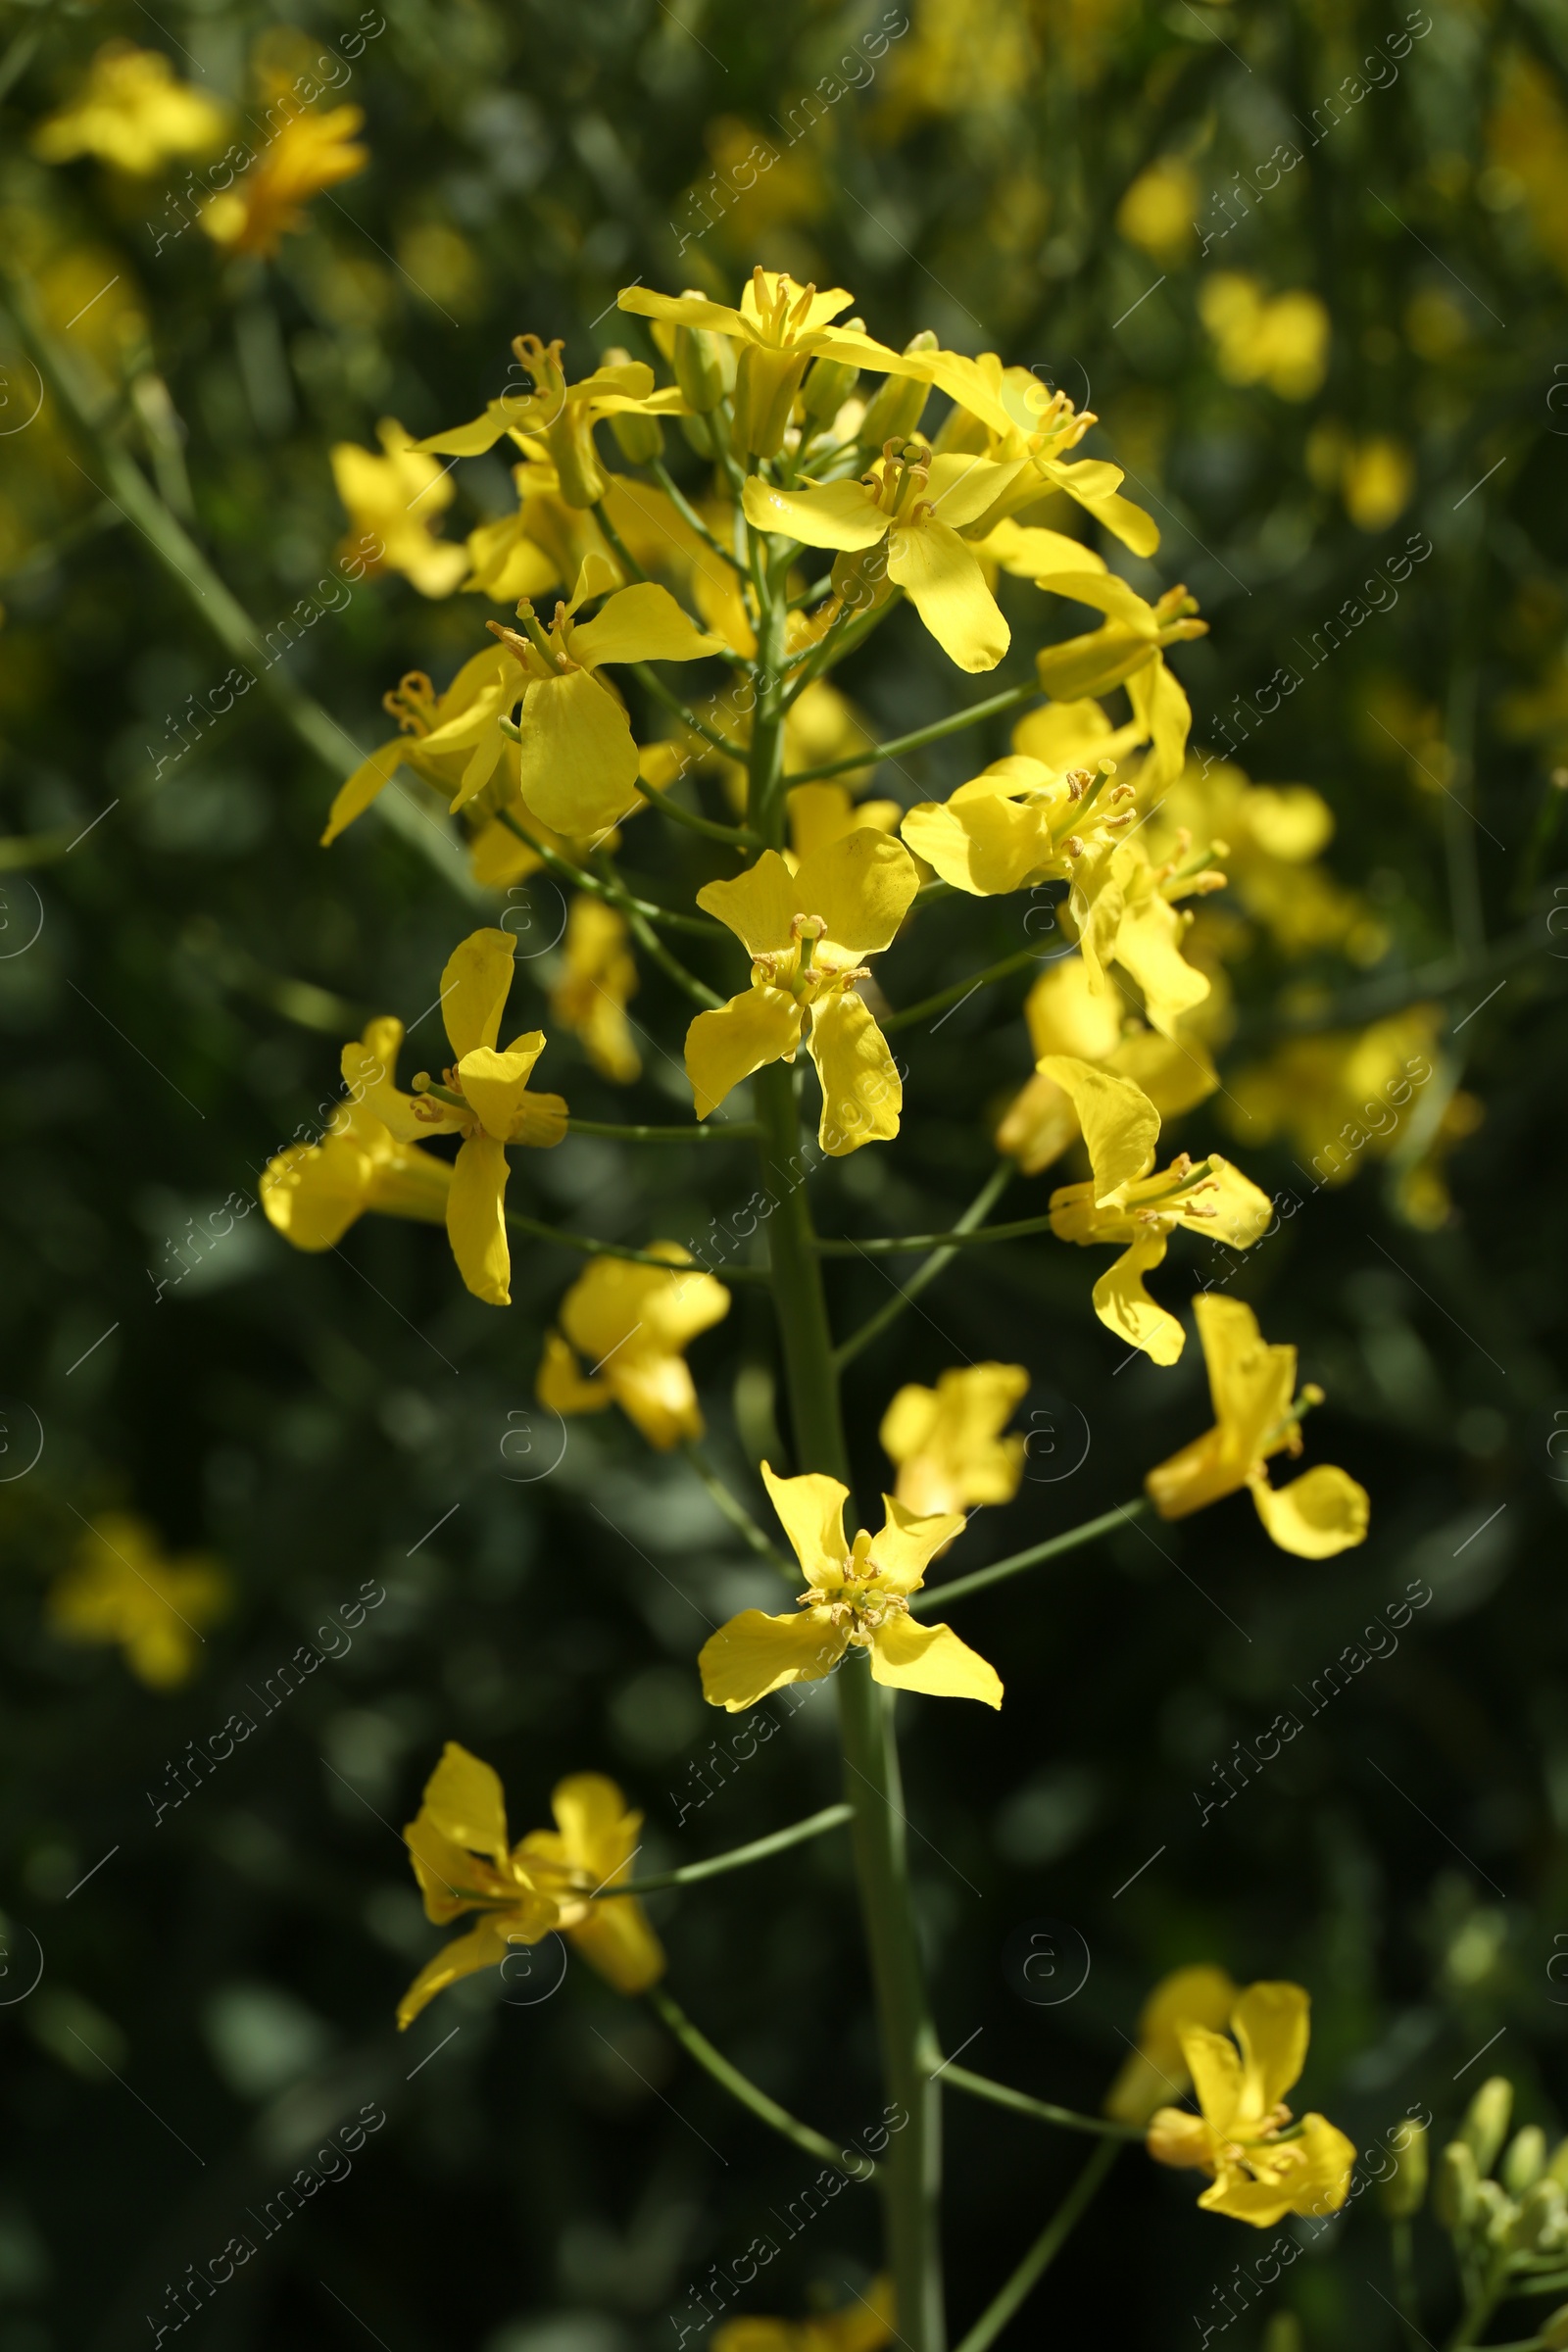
[1509,2177,1567,2252]
[679,410,717,460]
[1477,2178,1514,2244]
[1461,2076,1514,2177]
[1503,2125,1547,2194]
[1540,2301,1568,2348]
[1436,2138,1480,2231]
[857,330,938,455]
[1378,2121,1428,2220]
[672,317,733,413]
[801,346,861,427]
[601,348,664,466]
[546,405,608,510]
[1549,2137,1568,2190]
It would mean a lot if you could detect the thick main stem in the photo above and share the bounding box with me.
[754,1057,944,2352]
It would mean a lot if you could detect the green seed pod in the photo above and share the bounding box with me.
[672,318,732,413]
[858,329,938,455]
[1378,2121,1429,2220]
[1503,2125,1547,2194]
[1462,2077,1514,2177]
[800,344,861,427]
[1436,2138,1480,2232]
[1540,2302,1568,2348]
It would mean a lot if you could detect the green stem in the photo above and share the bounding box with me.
[940,2065,1141,2141]
[683,1442,795,1578]
[753,1059,944,2352]
[912,1500,1144,1614]
[648,1984,872,2179]
[564,1118,758,1143]
[630,770,760,850]
[834,1164,1013,1371]
[630,664,750,762]
[785,681,1041,785]
[503,1208,768,1281]
[952,2137,1118,2352]
[589,851,726,1008]
[0,264,478,902]
[593,1802,853,1897]
[882,948,1055,1034]
[816,1213,1059,1255]
[1390,2216,1424,2352]
[591,500,651,585]
[494,808,719,938]
[650,460,749,574]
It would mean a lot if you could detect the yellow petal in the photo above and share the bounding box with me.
[685,986,803,1120]
[924,451,1028,530]
[1024,956,1125,1064]
[1250,1464,1370,1558]
[1231,1981,1310,2118]
[1146,2106,1216,2172]
[441,927,516,1060]
[447,1131,512,1305]
[261,1133,372,1250]
[868,1615,1003,1708]
[1179,2021,1244,2136]
[410,403,515,458]
[608,1349,705,1448]
[900,794,1051,898]
[1105,1963,1239,2125]
[808,988,902,1156]
[982,520,1109,581]
[1194,1295,1296,1461]
[886,517,1009,673]
[342,1016,422,1143]
[567,1898,666,1994]
[882,1364,1029,1518]
[397,1912,549,2031]
[995,1070,1083,1175]
[321,739,405,847]
[458,1038,567,1147]
[742,475,889,552]
[1109,1030,1218,1122]
[1040,456,1160,557]
[1035,1056,1159,1204]
[1091,1231,1185,1365]
[559,1249,729,1364]
[536,1329,612,1417]
[867,1493,966,1592]
[416,1740,512,1865]
[1190,1157,1274,1250]
[569,581,726,667]
[515,667,642,837]
[1127,654,1193,794]
[760,1461,852,1580]
[698,1608,849,1711]
[697,851,805,956]
[1111,890,1209,1040]
[796,828,920,957]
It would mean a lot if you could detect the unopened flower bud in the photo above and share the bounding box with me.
[1462,2077,1513,2177]
[857,330,937,455]
[600,350,664,465]
[672,315,733,413]
[801,345,861,426]
[1503,2125,1547,2194]
[1436,2138,1480,2231]
[1377,2121,1428,2220]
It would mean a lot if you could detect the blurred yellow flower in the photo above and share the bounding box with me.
[537,1247,731,1448]
[745,441,1024,672]
[1147,1981,1355,2227]
[201,104,367,257]
[698,1465,1002,1712]
[260,1091,453,1252]
[329,419,471,599]
[1145,1295,1369,1556]
[880,1364,1028,1520]
[1200,275,1329,400]
[1116,160,1200,262]
[1342,436,1414,532]
[1106,1963,1239,2127]
[684,832,918,1154]
[1143,760,1385,964]
[1223,1007,1440,1185]
[1487,52,1568,284]
[997,954,1217,1177]
[49,1511,228,1689]
[715,2279,895,2352]
[398,1742,662,2029]
[551,898,642,1084]
[33,42,227,175]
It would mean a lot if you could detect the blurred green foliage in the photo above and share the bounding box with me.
[3,0,1568,2346]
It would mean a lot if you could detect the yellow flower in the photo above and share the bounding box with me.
[997,954,1217,1177]
[685,832,916,1154]
[537,1247,731,1449]
[1342,436,1414,532]
[328,419,470,599]
[1223,1007,1442,1187]
[1199,275,1329,402]
[354,934,566,1307]
[260,1093,454,1252]
[1141,759,1383,963]
[1046,1065,1272,1364]
[1145,1296,1370,1557]
[1147,1981,1355,2227]
[1105,1963,1239,2127]
[33,42,227,175]
[901,753,1140,900]
[48,1511,228,1689]
[619,269,924,457]
[1116,159,1200,262]
[397,1742,662,2029]
[413,336,686,509]
[698,1465,1002,1713]
[1034,576,1206,761]
[714,2279,895,2352]
[490,561,725,837]
[743,441,1025,673]
[879,1364,1028,1520]
[551,898,642,1083]
[1067,827,1223,1041]
[201,103,368,257]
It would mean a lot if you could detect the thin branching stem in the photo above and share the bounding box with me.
[785,679,1041,784]
[593,1803,853,1897]
[912,1500,1147,1613]
[648,1984,874,2180]
[939,2065,1143,2141]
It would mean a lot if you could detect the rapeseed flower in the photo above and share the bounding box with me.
[1147,1981,1355,2226]
[260,1091,453,1252]
[684,832,918,1154]
[414,337,685,509]
[33,42,227,175]
[1106,1963,1240,2127]
[202,104,367,258]
[550,898,642,1084]
[537,1248,731,1448]
[714,2280,895,2352]
[997,955,1217,1176]
[328,419,469,598]
[879,1364,1028,1520]
[699,1465,1002,1712]
[1145,1296,1370,1556]
[48,1511,228,1689]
